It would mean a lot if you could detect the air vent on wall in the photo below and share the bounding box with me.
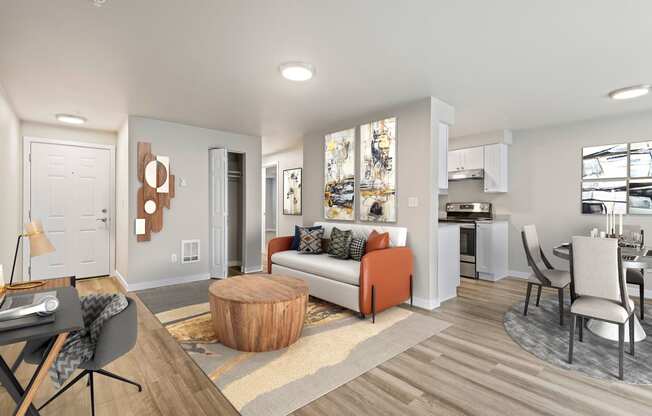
[181,240,200,264]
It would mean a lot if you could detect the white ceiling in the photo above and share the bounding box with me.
[1,1,652,154]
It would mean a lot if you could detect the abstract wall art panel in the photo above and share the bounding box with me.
[324,128,355,221]
[283,168,302,215]
[359,117,397,222]
[136,142,175,241]
[582,143,627,179]
[581,180,626,214]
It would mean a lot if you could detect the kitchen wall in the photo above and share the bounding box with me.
[444,110,652,290]
[0,86,21,282]
[262,146,303,237]
[302,97,454,309]
[125,117,262,289]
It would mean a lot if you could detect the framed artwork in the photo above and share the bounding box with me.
[582,143,627,179]
[359,117,397,222]
[628,179,652,215]
[324,128,355,221]
[283,168,302,215]
[630,141,652,178]
[581,180,627,214]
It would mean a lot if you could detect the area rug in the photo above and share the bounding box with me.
[136,280,451,416]
[504,296,652,384]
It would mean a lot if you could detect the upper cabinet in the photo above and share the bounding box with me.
[483,143,508,193]
[438,123,449,191]
[448,146,483,172]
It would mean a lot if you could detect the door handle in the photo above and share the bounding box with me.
[96,218,108,223]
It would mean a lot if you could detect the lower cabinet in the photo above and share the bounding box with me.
[476,221,508,281]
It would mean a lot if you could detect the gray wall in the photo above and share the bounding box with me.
[302,97,453,307]
[116,120,129,277]
[0,87,20,282]
[443,110,652,288]
[127,117,262,285]
[263,147,303,237]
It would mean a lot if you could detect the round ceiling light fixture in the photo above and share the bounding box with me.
[279,62,315,81]
[608,84,651,100]
[55,114,87,125]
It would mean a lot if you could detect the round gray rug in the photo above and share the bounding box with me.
[504,296,652,384]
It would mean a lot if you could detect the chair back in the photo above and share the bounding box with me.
[522,225,546,270]
[570,236,629,307]
[92,297,138,368]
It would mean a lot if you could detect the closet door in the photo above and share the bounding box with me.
[209,148,228,278]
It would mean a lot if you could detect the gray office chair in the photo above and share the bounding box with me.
[521,225,571,325]
[568,236,635,380]
[24,297,141,416]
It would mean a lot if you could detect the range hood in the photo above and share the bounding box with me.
[448,168,484,181]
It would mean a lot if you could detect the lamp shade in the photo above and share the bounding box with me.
[25,220,55,257]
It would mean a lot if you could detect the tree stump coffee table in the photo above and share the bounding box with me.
[209,274,309,352]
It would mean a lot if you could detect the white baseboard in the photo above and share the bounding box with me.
[244,266,263,274]
[410,296,439,311]
[508,270,531,279]
[115,271,210,292]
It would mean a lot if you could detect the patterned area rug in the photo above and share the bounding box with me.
[137,280,451,416]
[504,296,652,384]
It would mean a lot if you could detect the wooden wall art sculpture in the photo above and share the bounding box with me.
[136,142,175,241]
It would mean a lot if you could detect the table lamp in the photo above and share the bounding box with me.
[8,220,55,290]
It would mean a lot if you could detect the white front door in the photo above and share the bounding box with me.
[209,148,228,278]
[29,142,111,279]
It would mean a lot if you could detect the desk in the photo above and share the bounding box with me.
[0,286,83,416]
[553,244,647,343]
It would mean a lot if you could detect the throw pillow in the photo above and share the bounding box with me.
[291,225,322,250]
[350,237,367,261]
[328,227,353,259]
[366,230,390,252]
[298,227,324,254]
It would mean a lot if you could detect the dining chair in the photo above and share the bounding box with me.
[568,236,635,380]
[521,224,571,325]
[623,225,645,320]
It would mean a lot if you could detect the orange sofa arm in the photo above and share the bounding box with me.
[359,247,413,315]
[267,236,294,273]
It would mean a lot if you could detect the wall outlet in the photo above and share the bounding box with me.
[171,253,178,263]
[408,197,419,208]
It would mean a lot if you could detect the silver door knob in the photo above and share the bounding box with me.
[96,218,107,223]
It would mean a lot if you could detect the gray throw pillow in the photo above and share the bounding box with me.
[328,227,353,259]
[349,237,367,261]
[298,228,324,254]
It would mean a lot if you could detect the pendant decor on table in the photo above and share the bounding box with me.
[283,168,302,215]
[135,142,175,241]
[324,128,355,221]
[359,117,397,222]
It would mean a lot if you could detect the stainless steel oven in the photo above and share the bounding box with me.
[459,224,477,278]
[444,202,492,280]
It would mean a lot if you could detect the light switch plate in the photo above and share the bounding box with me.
[408,197,419,208]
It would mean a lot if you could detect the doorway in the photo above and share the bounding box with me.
[209,148,246,279]
[262,163,278,253]
[24,138,114,280]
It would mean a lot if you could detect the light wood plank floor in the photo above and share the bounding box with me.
[1,277,651,415]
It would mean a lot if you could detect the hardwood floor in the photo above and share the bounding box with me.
[1,277,651,415]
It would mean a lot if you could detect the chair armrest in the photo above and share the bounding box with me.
[267,236,294,273]
[359,247,413,315]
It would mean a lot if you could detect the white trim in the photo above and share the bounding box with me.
[244,266,263,274]
[22,136,116,282]
[508,270,531,279]
[262,161,280,250]
[410,296,439,311]
[120,272,210,292]
[114,269,129,292]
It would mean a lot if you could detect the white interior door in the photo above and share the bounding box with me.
[209,148,228,278]
[30,142,111,279]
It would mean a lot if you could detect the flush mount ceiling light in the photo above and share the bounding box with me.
[55,114,87,125]
[608,84,651,100]
[279,62,315,81]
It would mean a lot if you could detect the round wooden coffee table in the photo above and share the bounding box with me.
[209,274,309,352]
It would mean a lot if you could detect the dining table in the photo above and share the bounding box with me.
[553,243,649,343]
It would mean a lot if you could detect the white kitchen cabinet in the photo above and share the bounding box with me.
[483,143,508,193]
[438,123,449,191]
[475,221,508,281]
[438,223,460,302]
[448,146,483,172]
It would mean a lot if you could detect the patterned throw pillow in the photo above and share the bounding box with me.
[291,225,322,250]
[349,238,366,261]
[328,227,353,259]
[298,227,324,254]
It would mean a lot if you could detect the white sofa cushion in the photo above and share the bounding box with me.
[271,250,360,286]
[314,221,407,247]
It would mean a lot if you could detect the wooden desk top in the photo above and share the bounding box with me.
[209,275,308,304]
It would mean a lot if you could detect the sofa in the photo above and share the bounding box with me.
[267,222,413,322]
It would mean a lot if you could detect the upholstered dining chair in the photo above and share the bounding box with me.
[623,225,645,320]
[521,224,571,325]
[568,236,635,380]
